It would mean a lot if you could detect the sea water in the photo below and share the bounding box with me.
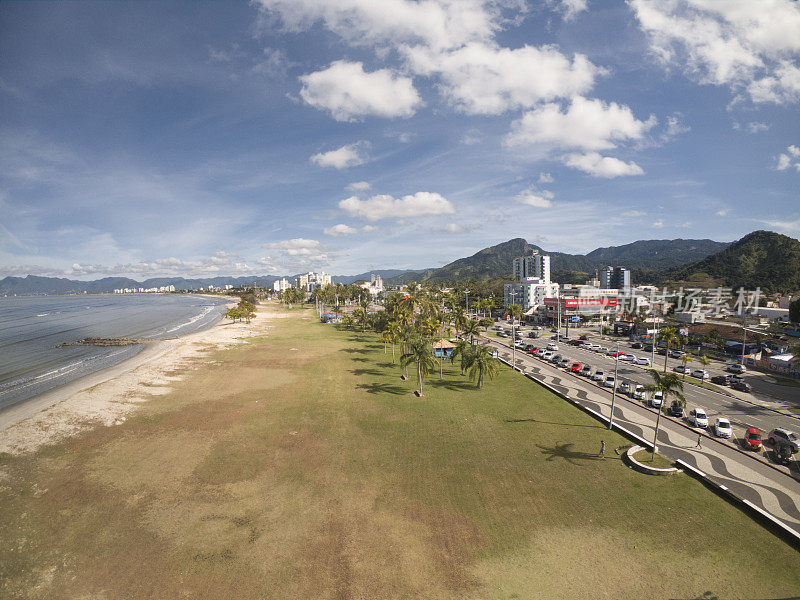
[0,294,230,412]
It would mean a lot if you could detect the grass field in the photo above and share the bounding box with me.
[1,305,798,599]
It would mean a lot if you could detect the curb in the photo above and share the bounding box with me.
[624,445,681,476]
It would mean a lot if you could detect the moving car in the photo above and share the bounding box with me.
[634,357,651,366]
[727,364,747,374]
[713,417,732,438]
[528,331,539,338]
[631,342,643,349]
[744,427,763,451]
[579,334,589,340]
[592,370,605,382]
[667,400,684,418]
[546,343,559,351]
[688,408,709,428]
[580,364,593,377]
[711,375,730,386]
[571,362,583,372]
[497,331,508,338]
[650,390,663,409]
[767,428,799,453]
[731,381,752,392]
[602,375,616,388]
[691,369,710,380]
[674,365,691,374]
[632,385,646,400]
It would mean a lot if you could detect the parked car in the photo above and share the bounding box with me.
[643,344,654,352]
[631,342,643,349]
[588,344,601,351]
[551,354,563,364]
[580,364,593,377]
[497,331,508,338]
[767,428,799,453]
[744,427,763,451]
[592,370,605,382]
[633,356,651,366]
[559,358,572,369]
[528,331,539,338]
[731,381,752,392]
[650,390,663,409]
[711,375,730,386]
[540,351,554,361]
[598,347,609,354]
[618,353,634,361]
[667,400,684,418]
[571,362,583,372]
[606,349,618,356]
[729,374,745,385]
[618,381,631,395]
[602,375,616,388]
[670,350,685,359]
[727,364,747,374]
[714,417,732,438]
[529,346,541,355]
[674,365,691,374]
[657,348,668,355]
[514,341,526,349]
[691,369,710,380]
[688,408,709,428]
[547,343,559,351]
[579,334,589,340]
[632,384,646,400]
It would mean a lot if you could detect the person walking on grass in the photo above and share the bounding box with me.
[696,433,702,449]
[599,440,605,458]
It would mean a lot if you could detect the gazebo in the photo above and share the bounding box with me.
[432,339,456,358]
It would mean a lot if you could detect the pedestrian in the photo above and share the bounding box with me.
[599,440,605,458]
[696,433,702,449]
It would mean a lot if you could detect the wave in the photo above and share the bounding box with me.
[163,305,215,335]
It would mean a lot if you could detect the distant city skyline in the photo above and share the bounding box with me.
[1,1,799,280]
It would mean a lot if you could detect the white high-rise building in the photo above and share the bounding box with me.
[513,252,550,283]
[273,278,291,292]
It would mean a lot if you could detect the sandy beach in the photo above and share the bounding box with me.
[0,302,278,455]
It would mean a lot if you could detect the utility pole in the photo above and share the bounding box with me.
[741,311,747,366]
[608,337,619,430]
[440,298,444,379]
[465,288,470,319]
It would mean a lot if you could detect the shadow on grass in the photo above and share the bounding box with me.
[341,348,370,354]
[356,382,408,395]
[506,418,604,429]
[429,379,476,391]
[351,357,369,363]
[537,442,600,464]
[351,368,382,376]
[377,362,396,368]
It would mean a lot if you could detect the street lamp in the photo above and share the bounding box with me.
[440,298,445,379]
[608,337,620,430]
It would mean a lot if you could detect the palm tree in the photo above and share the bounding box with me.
[643,370,685,458]
[462,319,482,343]
[466,344,500,389]
[386,320,401,363]
[400,336,438,395]
[679,353,694,380]
[697,354,711,371]
[657,327,680,373]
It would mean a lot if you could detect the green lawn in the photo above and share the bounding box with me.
[1,305,798,600]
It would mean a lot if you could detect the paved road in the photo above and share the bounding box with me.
[484,335,800,540]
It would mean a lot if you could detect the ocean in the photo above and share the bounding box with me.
[0,293,231,412]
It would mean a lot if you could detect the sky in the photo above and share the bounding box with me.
[1,0,799,280]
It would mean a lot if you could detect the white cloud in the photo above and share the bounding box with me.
[563,152,644,178]
[716,209,729,216]
[514,187,554,208]
[346,181,371,192]
[460,128,483,145]
[310,142,369,169]
[621,210,646,217]
[262,238,338,266]
[339,191,455,221]
[761,216,800,234]
[652,219,664,228]
[505,96,656,152]
[552,0,588,21]
[538,172,554,183]
[443,223,467,234]
[299,60,422,121]
[404,42,599,115]
[361,224,378,232]
[631,0,800,105]
[774,144,800,171]
[324,223,358,236]
[746,121,770,133]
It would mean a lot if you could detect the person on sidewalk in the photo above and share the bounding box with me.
[599,440,605,458]
[696,434,702,449]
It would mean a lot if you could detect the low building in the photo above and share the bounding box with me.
[504,279,560,314]
[432,339,456,358]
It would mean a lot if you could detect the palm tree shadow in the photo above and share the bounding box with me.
[429,379,476,391]
[537,442,598,465]
[350,357,369,362]
[356,382,408,395]
[350,368,382,376]
[377,362,395,368]
[341,348,370,354]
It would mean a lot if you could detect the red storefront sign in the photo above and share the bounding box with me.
[544,297,618,307]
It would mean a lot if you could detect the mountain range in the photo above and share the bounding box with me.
[3,232,798,296]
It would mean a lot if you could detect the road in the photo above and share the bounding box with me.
[483,334,800,541]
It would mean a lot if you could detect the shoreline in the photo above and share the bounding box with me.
[0,302,274,455]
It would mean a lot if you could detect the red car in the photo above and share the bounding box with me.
[608,351,619,358]
[571,362,583,372]
[529,346,541,355]
[745,427,763,451]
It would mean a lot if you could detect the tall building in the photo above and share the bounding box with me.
[513,252,550,283]
[600,266,631,291]
[294,271,332,291]
[273,278,291,292]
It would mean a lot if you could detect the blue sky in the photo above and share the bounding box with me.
[1,0,799,279]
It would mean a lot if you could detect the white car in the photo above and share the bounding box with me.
[602,375,616,388]
[674,365,691,374]
[727,364,747,374]
[589,344,601,351]
[714,417,732,438]
[592,370,605,382]
[634,357,651,366]
[691,369,710,380]
[540,351,554,361]
[689,408,709,428]
[618,353,634,361]
[559,358,571,369]
[514,340,526,349]
[598,347,609,354]
[650,390,663,409]
[547,343,559,351]
[632,385,646,400]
